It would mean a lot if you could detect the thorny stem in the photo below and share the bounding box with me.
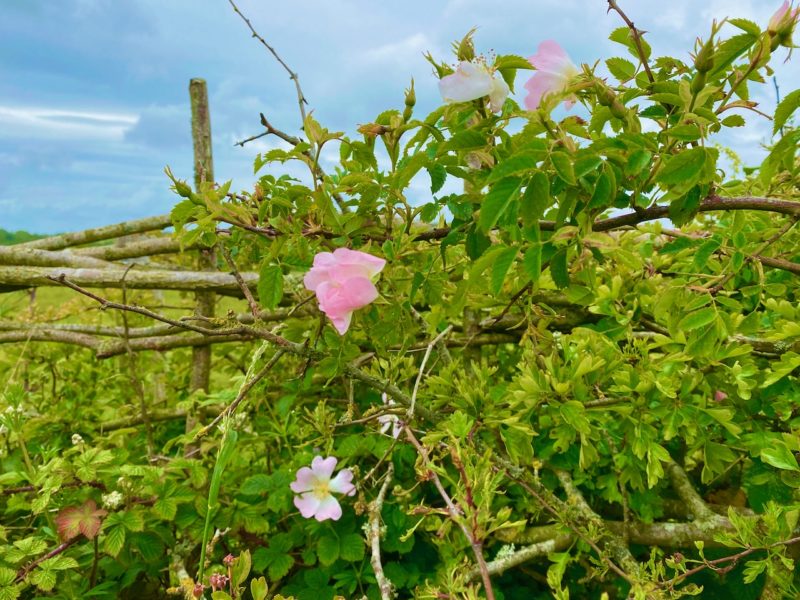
[226,0,307,125]
[404,428,495,600]
[606,0,655,83]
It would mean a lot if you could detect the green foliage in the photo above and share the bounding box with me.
[2,5,800,600]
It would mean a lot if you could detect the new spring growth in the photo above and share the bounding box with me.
[403,79,416,122]
[594,80,627,120]
[768,1,800,49]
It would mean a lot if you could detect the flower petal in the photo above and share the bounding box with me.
[290,466,317,493]
[439,61,494,104]
[314,495,343,521]
[332,248,386,278]
[294,492,321,519]
[528,40,573,73]
[489,76,510,113]
[330,312,353,335]
[329,468,356,496]
[523,71,567,111]
[311,456,337,480]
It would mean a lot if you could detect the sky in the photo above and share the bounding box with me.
[0,0,797,233]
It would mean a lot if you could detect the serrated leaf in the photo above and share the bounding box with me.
[677,307,717,332]
[443,130,487,152]
[588,165,616,210]
[729,18,760,35]
[339,533,365,562]
[774,88,800,134]
[519,171,550,226]
[478,177,523,233]
[31,568,56,592]
[550,153,576,185]
[494,54,535,70]
[606,57,636,81]
[490,246,518,295]
[257,264,283,310]
[487,152,540,184]
[241,474,271,496]
[550,248,570,289]
[721,114,745,127]
[317,536,339,566]
[657,147,707,186]
[426,164,447,194]
[103,526,126,557]
[55,500,107,541]
[522,245,542,283]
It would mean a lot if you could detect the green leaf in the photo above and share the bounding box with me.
[103,526,126,557]
[443,130,487,152]
[773,88,800,134]
[657,147,707,186]
[550,248,570,289]
[478,177,523,233]
[494,54,535,70]
[605,57,636,81]
[487,152,540,184]
[728,18,760,36]
[519,171,550,226]
[251,577,269,600]
[31,568,56,592]
[609,26,651,60]
[551,153,576,185]
[665,124,701,141]
[267,554,293,581]
[240,474,271,496]
[339,533,365,562]
[677,307,717,331]
[624,149,652,178]
[522,245,542,283]
[232,550,252,586]
[427,164,447,194]
[257,264,283,310]
[760,445,800,471]
[721,114,745,127]
[317,536,339,566]
[491,246,518,294]
[588,165,616,210]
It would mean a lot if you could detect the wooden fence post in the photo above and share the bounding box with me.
[188,79,215,440]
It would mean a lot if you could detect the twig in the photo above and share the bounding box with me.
[408,326,453,420]
[119,265,155,457]
[15,537,82,582]
[195,348,286,439]
[606,0,655,83]
[226,0,308,125]
[404,428,495,600]
[706,217,798,294]
[220,246,262,318]
[368,464,395,600]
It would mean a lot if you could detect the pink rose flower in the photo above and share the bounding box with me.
[303,248,386,335]
[524,40,580,111]
[769,1,799,33]
[439,61,510,113]
[290,456,356,522]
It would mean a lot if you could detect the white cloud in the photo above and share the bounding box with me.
[0,106,137,141]
[361,33,439,66]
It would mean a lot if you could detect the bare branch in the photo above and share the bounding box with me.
[226,0,308,125]
[606,0,655,83]
[368,464,395,600]
[17,214,172,251]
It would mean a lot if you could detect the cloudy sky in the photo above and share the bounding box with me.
[0,0,796,233]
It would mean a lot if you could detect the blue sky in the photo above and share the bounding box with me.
[1,0,796,233]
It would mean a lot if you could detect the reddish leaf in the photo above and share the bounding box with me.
[55,500,107,541]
